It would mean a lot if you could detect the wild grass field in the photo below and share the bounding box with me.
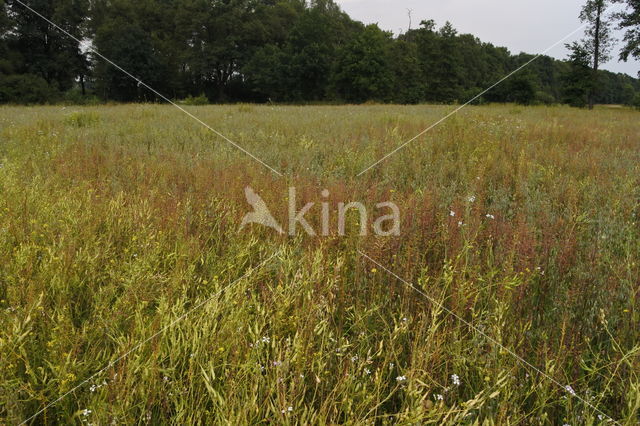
[0,103,639,425]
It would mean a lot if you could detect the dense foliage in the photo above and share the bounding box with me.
[615,0,640,62]
[0,0,639,105]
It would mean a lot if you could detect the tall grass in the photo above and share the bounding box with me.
[0,104,638,424]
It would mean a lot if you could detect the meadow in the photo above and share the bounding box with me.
[0,103,639,424]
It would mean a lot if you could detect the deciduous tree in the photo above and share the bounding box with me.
[563,42,593,107]
[614,0,640,71]
[332,24,394,103]
[579,0,616,108]
[3,0,88,101]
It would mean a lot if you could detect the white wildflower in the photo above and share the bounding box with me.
[435,394,444,401]
[396,375,407,382]
[82,409,92,417]
[486,214,495,220]
[468,195,476,203]
[451,374,461,386]
[364,368,371,375]
[565,385,576,396]
[450,211,456,217]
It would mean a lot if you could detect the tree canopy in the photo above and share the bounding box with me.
[0,0,638,105]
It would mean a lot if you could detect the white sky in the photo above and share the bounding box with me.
[335,0,640,77]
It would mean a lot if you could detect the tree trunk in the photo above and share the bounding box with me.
[589,0,602,110]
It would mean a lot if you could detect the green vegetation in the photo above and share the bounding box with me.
[1,0,638,105]
[1,104,638,424]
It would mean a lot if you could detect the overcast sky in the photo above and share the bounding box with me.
[334,0,640,77]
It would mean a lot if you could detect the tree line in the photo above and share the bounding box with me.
[1,0,639,106]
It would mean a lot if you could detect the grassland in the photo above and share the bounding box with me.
[0,104,639,424]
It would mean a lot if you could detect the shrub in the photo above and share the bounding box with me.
[535,91,557,105]
[63,111,101,127]
[0,73,59,104]
[63,88,102,106]
[181,94,209,105]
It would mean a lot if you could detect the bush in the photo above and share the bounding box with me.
[63,111,101,127]
[0,74,59,104]
[535,91,557,105]
[461,87,487,105]
[181,94,209,105]
[63,88,101,106]
[632,93,640,110]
